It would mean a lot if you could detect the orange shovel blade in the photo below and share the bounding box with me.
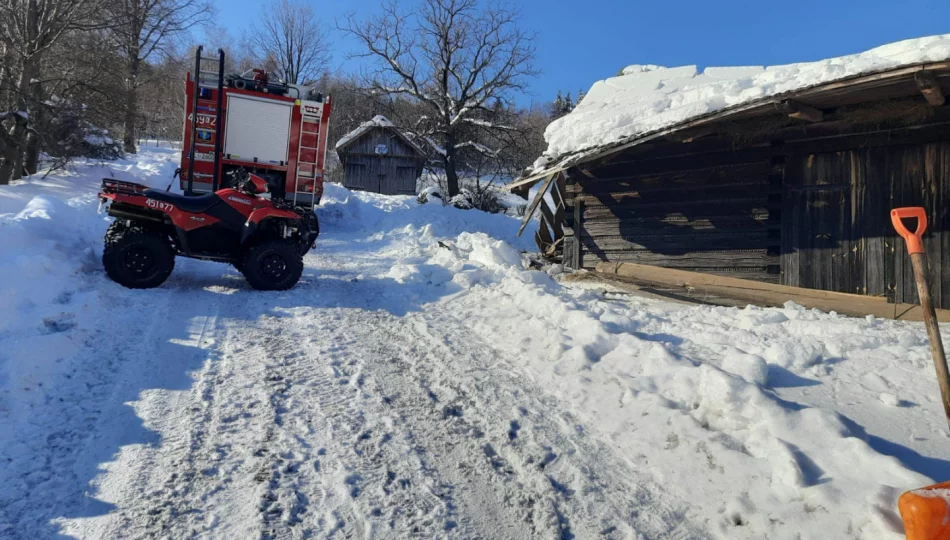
[899,481,950,540]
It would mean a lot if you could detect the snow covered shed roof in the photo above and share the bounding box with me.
[518,34,950,185]
[335,115,425,156]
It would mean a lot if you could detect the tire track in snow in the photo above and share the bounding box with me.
[250,311,458,539]
[94,288,235,539]
[385,311,710,540]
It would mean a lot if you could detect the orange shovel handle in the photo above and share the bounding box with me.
[891,207,928,254]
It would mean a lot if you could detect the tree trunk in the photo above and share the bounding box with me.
[123,58,140,154]
[0,60,37,185]
[24,81,42,175]
[0,43,10,110]
[24,131,39,175]
[444,134,460,197]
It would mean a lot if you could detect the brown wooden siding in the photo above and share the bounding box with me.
[782,141,950,307]
[566,148,780,282]
[338,126,425,195]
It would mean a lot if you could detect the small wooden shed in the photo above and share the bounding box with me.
[335,115,426,195]
[512,36,950,310]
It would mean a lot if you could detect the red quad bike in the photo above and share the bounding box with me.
[98,169,318,290]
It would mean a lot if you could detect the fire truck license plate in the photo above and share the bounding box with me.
[194,152,214,162]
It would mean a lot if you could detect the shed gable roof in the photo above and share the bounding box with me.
[335,115,426,157]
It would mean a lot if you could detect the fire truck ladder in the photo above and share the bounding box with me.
[186,46,225,195]
[294,110,322,207]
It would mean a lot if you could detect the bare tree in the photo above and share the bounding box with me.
[107,0,211,154]
[0,0,99,184]
[344,0,536,197]
[246,0,330,85]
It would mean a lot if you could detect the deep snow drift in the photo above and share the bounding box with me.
[533,33,950,172]
[1,148,949,539]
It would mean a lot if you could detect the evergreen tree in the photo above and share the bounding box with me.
[552,90,565,117]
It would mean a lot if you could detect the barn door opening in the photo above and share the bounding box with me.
[783,153,856,294]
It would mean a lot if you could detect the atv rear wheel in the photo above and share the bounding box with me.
[241,239,304,291]
[103,224,175,289]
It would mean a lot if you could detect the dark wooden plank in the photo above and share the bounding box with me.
[580,248,779,268]
[590,147,773,179]
[536,199,555,251]
[940,142,950,308]
[518,172,558,237]
[783,122,950,157]
[567,162,771,193]
[849,150,867,295]
[576,183,775,206]
[574,199,584,268]
[578,233,777,252]
[538,197,562,242]
[924,142,943,307]
[582,219,776,237]
[582,199,771,219]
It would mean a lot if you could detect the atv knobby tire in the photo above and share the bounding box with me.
[102,223,175,289]
[241,239,304,291]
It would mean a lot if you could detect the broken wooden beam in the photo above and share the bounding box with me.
[915,70,946,107]
[781,100,824,123]
[595,261,950,322]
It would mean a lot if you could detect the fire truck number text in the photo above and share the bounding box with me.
[188,113,216,127]
[146,199,175,212]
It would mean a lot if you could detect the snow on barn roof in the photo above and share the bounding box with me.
[335,115,427,157]
[335,115,396,150]
[527,33,950,178]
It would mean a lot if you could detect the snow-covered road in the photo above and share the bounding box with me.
[2,149,949,539]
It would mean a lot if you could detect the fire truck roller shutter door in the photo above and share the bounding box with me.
[223,95,293,165]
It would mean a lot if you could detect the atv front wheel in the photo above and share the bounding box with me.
[241,240,304,291]
[102,224,175,289]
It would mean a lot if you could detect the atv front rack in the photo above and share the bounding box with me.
[101,178,150,196]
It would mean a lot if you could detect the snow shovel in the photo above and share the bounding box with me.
[892,208,950,540]
[890,207,950,429]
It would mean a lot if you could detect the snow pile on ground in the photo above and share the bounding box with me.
[406,239,949,538]
[0,146,180,341]
[2,147,949,539]
[534,33,950,171]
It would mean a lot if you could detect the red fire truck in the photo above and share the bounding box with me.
[179,47,332,208]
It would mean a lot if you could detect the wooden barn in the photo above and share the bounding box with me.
[335,115,426,196]
[512,37,950,314]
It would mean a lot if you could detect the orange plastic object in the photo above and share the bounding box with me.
[892,207,929,254]
[898,481,950,540]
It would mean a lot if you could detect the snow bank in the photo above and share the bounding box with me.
[381,234,950,539]
[316,182,536,252]
[1,149,177,435]
[534,33,950,171]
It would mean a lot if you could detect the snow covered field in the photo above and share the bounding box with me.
[1,148,949,539]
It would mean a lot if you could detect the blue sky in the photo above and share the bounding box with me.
[210,0,950,107]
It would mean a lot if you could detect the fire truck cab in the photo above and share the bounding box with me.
[180,48,332,208]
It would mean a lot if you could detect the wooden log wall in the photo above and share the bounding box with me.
[782,140,950,308]
[564,146,782,282]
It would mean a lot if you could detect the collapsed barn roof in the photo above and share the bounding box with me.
[518,34,950,186]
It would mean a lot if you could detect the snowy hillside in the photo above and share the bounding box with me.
[1,149,949,539]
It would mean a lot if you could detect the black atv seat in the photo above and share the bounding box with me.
[144,190,220,213]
